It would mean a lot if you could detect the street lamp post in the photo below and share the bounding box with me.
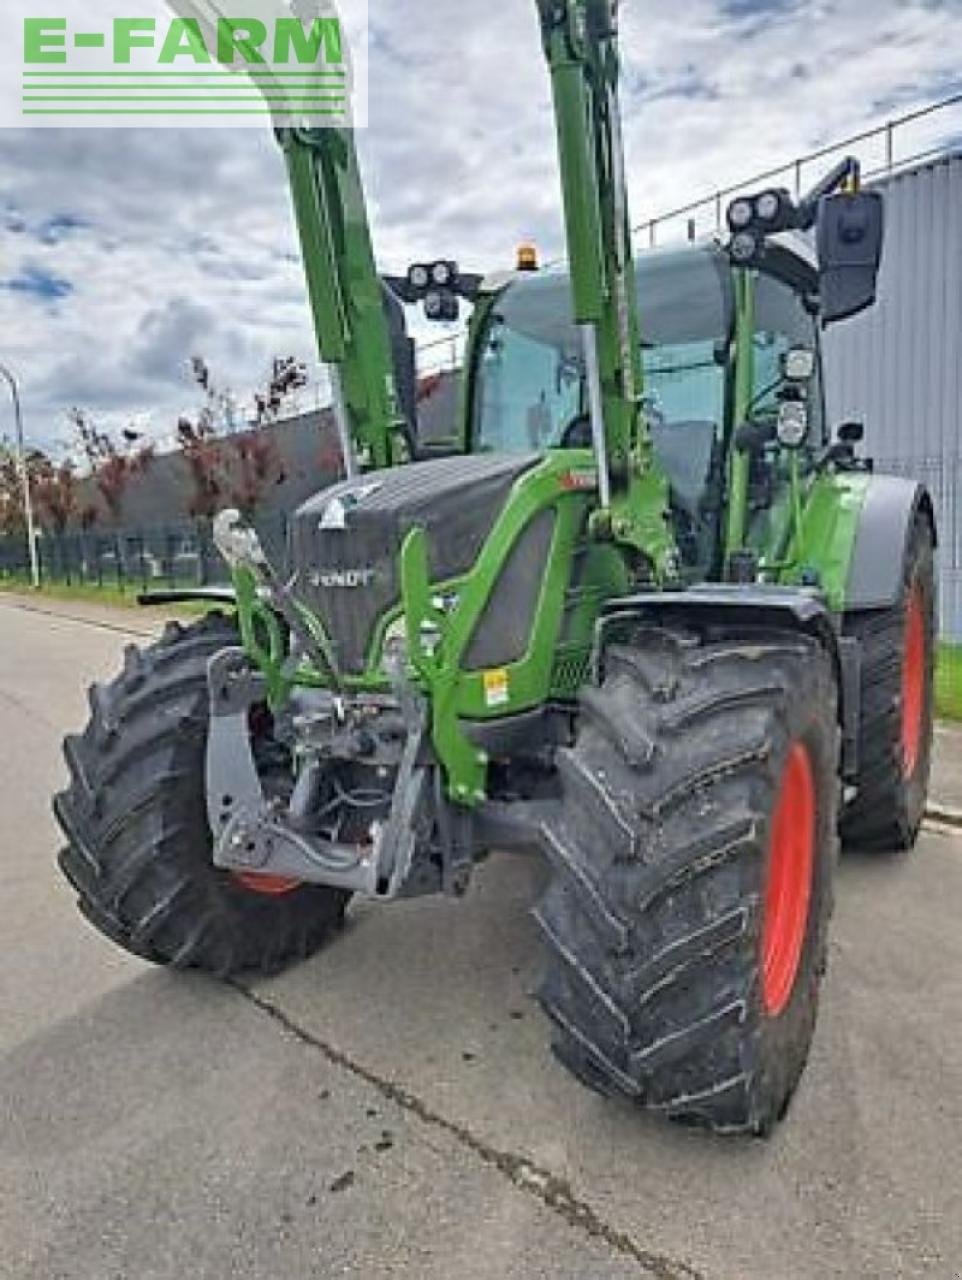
[0,362,40,589]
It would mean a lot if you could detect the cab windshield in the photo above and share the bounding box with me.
[473,244,733,459]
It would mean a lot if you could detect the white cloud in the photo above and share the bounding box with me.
[0,0,959,454]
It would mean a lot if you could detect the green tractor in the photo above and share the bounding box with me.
[54,0,936,1134]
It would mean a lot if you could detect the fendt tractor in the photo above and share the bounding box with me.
[54,0,936,1135]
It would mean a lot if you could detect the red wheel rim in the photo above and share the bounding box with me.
[901,585,926,779]
[231,871,301,898]
[762,743,816,1018]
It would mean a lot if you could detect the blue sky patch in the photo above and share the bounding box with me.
[2,205,26,234]
[4,265,74,302]
[36,214,90,246]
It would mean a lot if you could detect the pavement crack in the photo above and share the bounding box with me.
[230,979,705,1280]
[0,686,58,730]
[0,598,153,640]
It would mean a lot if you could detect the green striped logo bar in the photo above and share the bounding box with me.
[5,2,366,128]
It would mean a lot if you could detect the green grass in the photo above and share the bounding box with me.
[1,576,145,610]
[937,644,962,722]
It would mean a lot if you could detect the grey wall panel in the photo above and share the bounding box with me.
[823,150,962,638]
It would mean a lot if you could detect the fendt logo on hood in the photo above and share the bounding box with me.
[310,567,376,589]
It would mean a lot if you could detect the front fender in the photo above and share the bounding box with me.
[596,587,861,780]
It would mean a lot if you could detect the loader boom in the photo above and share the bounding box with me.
[280,0,677,583]
[269,0,675,587]
[280,126,408,475]
[537,0,677,581]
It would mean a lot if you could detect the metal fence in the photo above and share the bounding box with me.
[0,514,289,594]
[2,485,958,632]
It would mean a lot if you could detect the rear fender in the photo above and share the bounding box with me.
[845,476,937,612]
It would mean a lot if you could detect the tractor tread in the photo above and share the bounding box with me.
[53,615,350,977]
[842,516,936,850]
[534,624,839,1134]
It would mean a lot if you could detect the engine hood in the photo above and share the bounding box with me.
[288,453,540,674]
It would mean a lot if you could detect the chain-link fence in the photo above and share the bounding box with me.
[0,513,289,594]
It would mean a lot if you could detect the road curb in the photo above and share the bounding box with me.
[925,803,962,831]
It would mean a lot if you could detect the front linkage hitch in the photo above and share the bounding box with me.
[205,646,429,896]
[204,646,551,901]
[206,511,542,901]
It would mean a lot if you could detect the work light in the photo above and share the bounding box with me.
[755,191,782,224]
[777,400,809,448]
[730,231,760,264]
[727,198,753,231]
[424,290,459,322]
[784,348,816,381]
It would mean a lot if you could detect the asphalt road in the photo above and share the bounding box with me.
[2,595,961,1280]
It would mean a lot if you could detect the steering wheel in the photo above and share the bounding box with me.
[560,414,593,449]
[560,391,671,449]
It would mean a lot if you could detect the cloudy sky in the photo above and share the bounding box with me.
[0,0,960,457]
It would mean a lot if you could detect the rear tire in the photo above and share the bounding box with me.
[841,516,936,851]
[534,625,839,1135]
[54,614,350,977]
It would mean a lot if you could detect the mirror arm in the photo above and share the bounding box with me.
[812,442,856,472]
[797,155,861,230]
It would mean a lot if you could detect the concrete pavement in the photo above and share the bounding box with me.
[932,723,962,813]
[2,594,961,1280]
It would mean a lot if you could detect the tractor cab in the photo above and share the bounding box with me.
[463,238,824,576]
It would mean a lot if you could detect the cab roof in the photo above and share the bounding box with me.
[484,232,819,311]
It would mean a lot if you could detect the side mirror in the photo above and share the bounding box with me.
[837,420,865,445]
[817,190,884,325]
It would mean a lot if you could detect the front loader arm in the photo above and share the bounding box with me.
[280,126,409,475]
[536,0,677,582]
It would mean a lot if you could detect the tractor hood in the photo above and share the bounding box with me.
[289,453,540,674]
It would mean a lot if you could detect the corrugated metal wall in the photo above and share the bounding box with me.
[823,150,962,639]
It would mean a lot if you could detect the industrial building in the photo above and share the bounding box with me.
[823,149,961,639]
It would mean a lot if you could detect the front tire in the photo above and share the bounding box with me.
[535,625,839,1135]
[841,516,936,851]
[54,614,350,977]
